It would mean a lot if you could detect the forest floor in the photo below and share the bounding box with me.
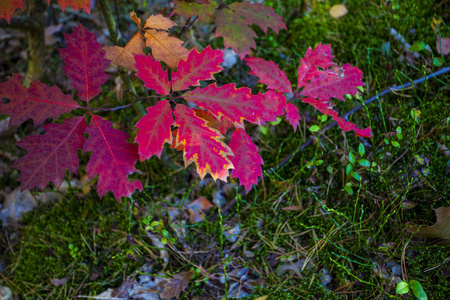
[0,0,449,299]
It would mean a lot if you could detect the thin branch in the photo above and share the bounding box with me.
[266,66,450,176]
[179,16,198,37]
[91,95,164,112]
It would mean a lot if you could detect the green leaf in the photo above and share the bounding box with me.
[309,125,320,132]
[358,143,365,156]
[318,114,328,122]
[358,159,370,167]
[349,152,356,164]
[344,184,353,195]
[433,57,444,67]
[396,281,410,295]
[315,159,324,166]
[409,41,427,52]
[346,164,352,175]
[351,172,361,181]
[327,165,333,173]
[392,141,400,147]
[259,126,268,135]
[410,280,427,300]
[270,116,282,126]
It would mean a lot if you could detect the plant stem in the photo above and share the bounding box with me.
[24,0,46,86]
[98,0,146,116]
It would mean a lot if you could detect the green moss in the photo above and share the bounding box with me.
[3,194,144,298]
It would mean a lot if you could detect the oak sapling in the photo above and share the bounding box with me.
[0,0,371,201]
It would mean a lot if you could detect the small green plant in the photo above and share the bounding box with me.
[68,243,81,261]
[396,280,428,300]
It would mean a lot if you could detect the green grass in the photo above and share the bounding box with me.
[1,0,449,299]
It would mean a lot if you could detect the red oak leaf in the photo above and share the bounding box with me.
[245,57,292,93]
[48,0,91,14]
[227,2,286,35]
[14,116,87,191]
[302,97,371,138]
[172,0,218,22]
[245,44,371,137]
[300,64,364,101]
[215,1,286,58]
[173,104,233,181]
[135,100,174,160]
[0,73,81,127]
[260,90,286,123]
[228,128,263,193]
[84,116,143,200]
[171,46,224,92]
[297,43,333,89]
[215,8,256,59]
[58,23,110,103]
[134,54,171,95]
[284,103,301,132]
[0,0,24,23]
[192,109,233,135]
[182,83,267,127]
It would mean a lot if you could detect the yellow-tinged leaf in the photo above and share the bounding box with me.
[174,104,234,181]
[104,33,145,72]
[255,296,268,300]
[144,29,189,69]
[329,4,348,19]
[144,14,177,30]
[130,11,140,27]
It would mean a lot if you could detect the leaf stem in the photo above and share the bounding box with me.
[90,95,164,112]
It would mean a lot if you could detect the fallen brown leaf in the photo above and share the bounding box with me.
[406,207,450,240]
[282,205,303,211]
[159,270,194,300]
[186,196,214,223]
[50,277,68,287]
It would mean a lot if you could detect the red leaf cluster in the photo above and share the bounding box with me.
[245,43,372,138]
[1,2,372,199]
[0,24,142,201]
[133,45,274,192]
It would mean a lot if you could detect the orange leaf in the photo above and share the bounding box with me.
[0,0,24,23]
[130,11,140,27]
[144,29,189,69]
[143,14,177,31]
[104,33,145,72]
